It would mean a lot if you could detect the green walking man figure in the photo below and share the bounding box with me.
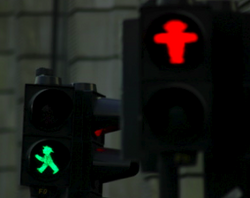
[35,145,59,174]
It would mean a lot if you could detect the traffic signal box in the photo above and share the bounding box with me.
[21,84,74,189]
[20,68,139,198]
[122,3,250,198]
[141,6,213,153]
[122,4,213,163]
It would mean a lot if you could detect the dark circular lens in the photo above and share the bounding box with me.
[144,87,205,145]
[30,89,73,132]
[28,139,71,181]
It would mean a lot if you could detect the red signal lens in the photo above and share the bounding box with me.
[153,20,198,64]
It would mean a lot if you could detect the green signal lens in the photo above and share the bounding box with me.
[35,145,59,174]
[29,140,70,181]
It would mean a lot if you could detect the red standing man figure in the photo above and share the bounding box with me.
[154,19,198,64]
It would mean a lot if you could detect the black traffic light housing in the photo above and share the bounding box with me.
[20,68,139,198]
[21,72,74,187]
[122,2,250,198]
[141,5,213,153]
[91,96,139,196]
[122,4,213,161]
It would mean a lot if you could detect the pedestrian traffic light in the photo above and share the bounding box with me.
[20,68,75,190]
[21,68,139,198]
[122,2,250,197]
[141,5,214,153]
[122,4,213,160]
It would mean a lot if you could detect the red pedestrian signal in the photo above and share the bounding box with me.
[144,12,205,69]
[122,6,212,160]
[153,19,198,64]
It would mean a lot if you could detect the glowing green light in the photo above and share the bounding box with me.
[35,145,59,174]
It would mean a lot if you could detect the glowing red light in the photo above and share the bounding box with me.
[96,148,105,152]
[94,129,103,137]
[153,20,198,64]
[94,126,119,137]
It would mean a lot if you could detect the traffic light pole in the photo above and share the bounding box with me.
[158,153,178,198]
[157,105,196,198]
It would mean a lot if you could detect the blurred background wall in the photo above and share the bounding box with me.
[0,0,250,198]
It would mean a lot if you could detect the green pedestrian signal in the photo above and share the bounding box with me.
[28,139,70,180]
[20,69,74,189]
[35,146,59,174]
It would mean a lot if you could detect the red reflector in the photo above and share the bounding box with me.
[96,148,105,152]
[94,126,119,137]
[94,129,103,137]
